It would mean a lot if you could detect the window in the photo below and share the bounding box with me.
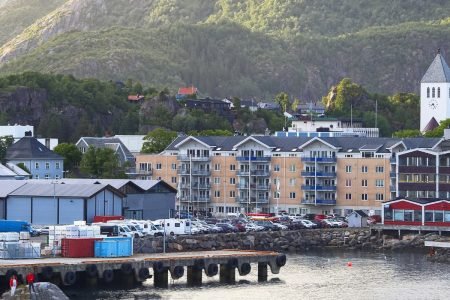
[171,163,177,170]
[361,166,368,173]
[289,192,296,199]
[432,87,435,98]
[214,190,220,198]
[156,163,162,170]
[345,193,352,200]
[289,178,296,186]
[345,165,352,173]
[274,164,280,172]
[35,162,39,169]
[214,177,220,184]
[34,175,39,179]
[230,164,236,171]
[361,179,368,187]
[375,193,384,201]
[289,164,296,172]
[361,193,368,201]
[427,87,430,98]
[45,174,49,180]
[229,177,236,184]
[273,191,280,198]
[171,177,177,183]
[55,175,60,180]
[345,179,352,187]
[229,191,235,198]
[55,162,60,170]
[376,179,384,187]
[375,166,384,173]
[214,164,220,171]
[438,87,441,98]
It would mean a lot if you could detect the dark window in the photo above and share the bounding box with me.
[432,87,435,98]
[434,211,444,222]
[427,87,430,98]
[414,210,422,222]
[175,223,181,227]
[404,210,413,222]
[438,87,441,98]
[425,211,433,222]
[384,207,392,220]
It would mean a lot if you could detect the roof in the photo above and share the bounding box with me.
[0,164,18,176]
[352,210,368,217]
[5,137,62,160]
[177,87,198,95]
[423,117,439,132]
[384,197,448,205]
[421,52,450,83]
[77,137,134,162]
[55,179,176,193]
[6,163,30,176]
[127,95,145,101]
[0,181,27,197]
[8,183,124,198]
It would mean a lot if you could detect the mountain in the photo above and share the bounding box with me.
[1,0,450,99]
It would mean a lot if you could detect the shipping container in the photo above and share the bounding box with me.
[94,237,133,258]
[61,238,103,258]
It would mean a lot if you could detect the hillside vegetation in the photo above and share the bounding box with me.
[1,0,450,100]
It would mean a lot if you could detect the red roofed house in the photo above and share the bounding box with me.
[176,86,198,101]
[128,94,145,102]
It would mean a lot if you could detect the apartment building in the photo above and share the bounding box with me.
[136,135,445,217]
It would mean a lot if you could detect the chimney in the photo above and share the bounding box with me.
[24,131,33,137]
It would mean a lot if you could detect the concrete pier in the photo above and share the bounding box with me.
[0,250,286,290]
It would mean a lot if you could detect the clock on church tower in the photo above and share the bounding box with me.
[420,49,450,132]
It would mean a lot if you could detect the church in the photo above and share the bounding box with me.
[420,49,450,132]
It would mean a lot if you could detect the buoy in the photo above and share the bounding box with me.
[347,262,352,267]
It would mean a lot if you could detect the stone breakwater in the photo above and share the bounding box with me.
[134,228,450,256]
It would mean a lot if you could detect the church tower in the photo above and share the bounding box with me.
[420,49,450,132]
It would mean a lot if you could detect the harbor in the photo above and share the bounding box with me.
[0,250,286,290]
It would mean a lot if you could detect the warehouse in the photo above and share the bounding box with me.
[4,182,125,224]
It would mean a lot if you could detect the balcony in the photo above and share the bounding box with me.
[131,168,153,175]
[236,156,271,162]
[301,185,337,191]
[179,196,211,203]
[177,155,210,162]
[180,183,211,189]
[390,157,396,164]
[236,196,269,204]
[301,157,337,163]
[177,169,211,176]
[390,172,396,178]
[390,185,396,192]
[237,170,270,177]
[301,171,336,177]
[301,199,336,205]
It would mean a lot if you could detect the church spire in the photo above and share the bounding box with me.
[421,49,450,83]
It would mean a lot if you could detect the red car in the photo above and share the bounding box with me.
[314,214,327,221]
[367,215,381,225]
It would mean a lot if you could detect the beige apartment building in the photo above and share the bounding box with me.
[136,135,442,217]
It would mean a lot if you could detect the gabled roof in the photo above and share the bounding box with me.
[299,137,341,150]
[233,136,276,149]
[6,163,30,176]
[177,87,198,95]
[77,137,134,161]
[174,136,215,149]
[5,137,62,160]
[421,52,450,83]
[0,180,27,197]
[423,117,439,132]
[58,179,176,193]
[7,182,125,198]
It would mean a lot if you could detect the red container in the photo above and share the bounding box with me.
[93,216,124,223]
[61,238,103,258]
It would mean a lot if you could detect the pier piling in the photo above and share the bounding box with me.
[153,268,168,288]
[258,262,268,282]
[219,264,235,284]
[187,266,202,286]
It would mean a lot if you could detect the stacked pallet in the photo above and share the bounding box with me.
[0,232,40,259]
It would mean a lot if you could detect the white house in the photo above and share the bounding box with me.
[347,210,368,228]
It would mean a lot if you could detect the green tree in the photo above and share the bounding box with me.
[80,146,125,178]
[16,162,31,174]
[53,143,82,172]
[291,98,300,112]
[141,128,178,153]
[424,119,450,137]
[393,129,423,138]
[275,92,290,113]
[0,135,14,163]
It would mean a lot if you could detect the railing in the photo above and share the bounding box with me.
[301,171,336,177]
[177,169,211,176]
[180,183,211,189]
[179,196,211,203]
[236,156,271,162]
[177,155,210,162]
[135,169,153,175]
[390,185,396,192]
[301,185,337,191]
[390,172,396,178]
[301,157,337,163]
[301,199,337,205]
[237,170,270,176]
[236,196,270,204]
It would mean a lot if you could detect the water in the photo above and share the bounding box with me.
[63,250,450,300]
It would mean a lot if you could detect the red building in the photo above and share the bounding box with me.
[383,198,450,226]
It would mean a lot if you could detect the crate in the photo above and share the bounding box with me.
[61,238,103,258]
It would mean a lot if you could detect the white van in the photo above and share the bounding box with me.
[154,219,192,236]
[131,220,163,237]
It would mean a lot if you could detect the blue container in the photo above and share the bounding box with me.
[94,237,133,258]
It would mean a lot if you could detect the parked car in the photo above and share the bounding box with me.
[215,223,238,233]
[272,223,288,230]
[234,222,247,232]
[245,223,265,232]
[254,220,280,231]
[299,219,317,229]
[314,214,328,221]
